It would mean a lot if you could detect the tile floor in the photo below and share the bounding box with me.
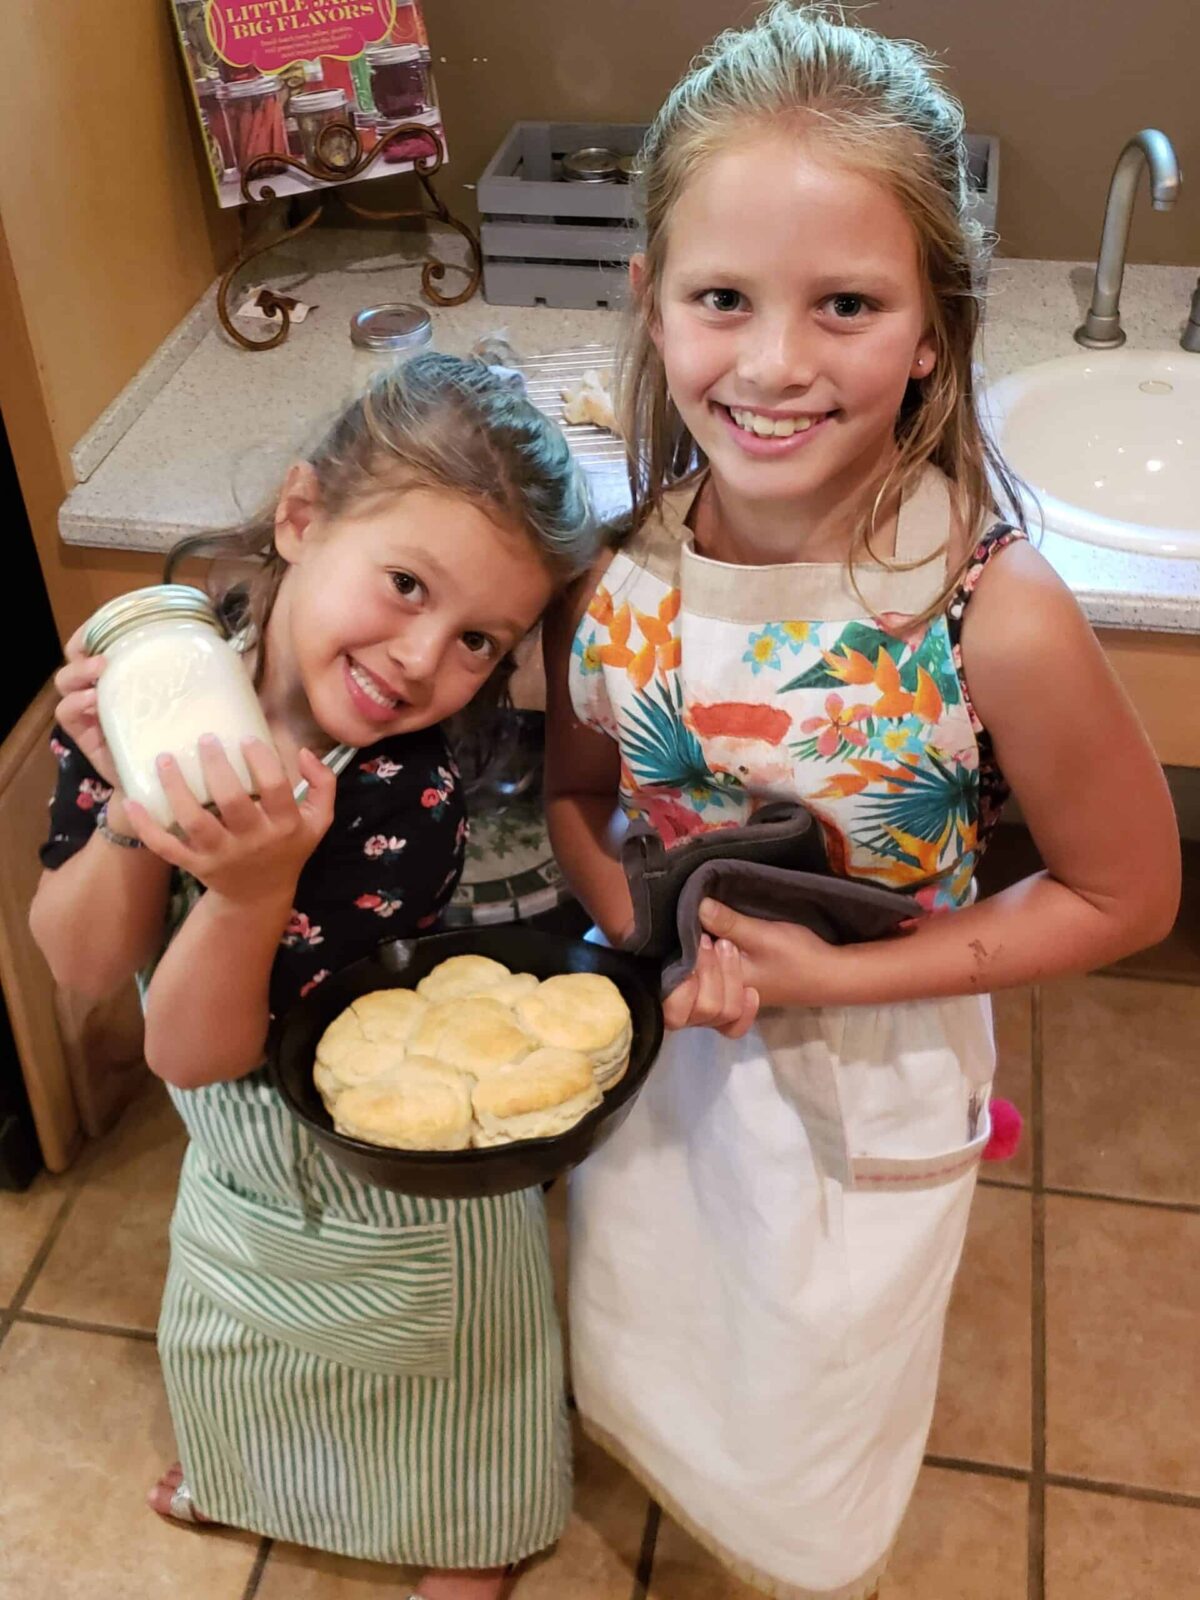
[2,848,1197,1598]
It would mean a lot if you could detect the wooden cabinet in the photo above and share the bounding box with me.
[0,683,145,1174]
[1099,630,1200,769]
[0,683,80,1169]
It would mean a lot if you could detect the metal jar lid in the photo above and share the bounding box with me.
[224,75,281,100]
[616,153,644,182]
[83,585,219,658]
[290,89,347,115]
[350,303,433,353]
[562,147,620,183]
[367,44,422,65]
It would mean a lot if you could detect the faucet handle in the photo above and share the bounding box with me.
[1183,276,1200,353]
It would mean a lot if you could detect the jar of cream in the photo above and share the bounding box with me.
[83,585,273,829]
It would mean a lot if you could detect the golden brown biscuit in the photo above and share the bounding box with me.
[410,996,534,1078]
[416,954,512,1003]
[332,1057,473,1150]
[314,1006,368,1076]
[515,973,632,1090]
[352,988,429,1047]
[314,1037,407,1097]
[471,1048,602,1146]
[482,972,540,1006]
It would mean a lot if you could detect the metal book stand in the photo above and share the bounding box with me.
[216,120,481,351]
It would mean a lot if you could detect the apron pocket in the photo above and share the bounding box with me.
[831,996,994,1363]
[846,1103,990,1189]
[836,995,995,1191]
[170,1151,458,1379]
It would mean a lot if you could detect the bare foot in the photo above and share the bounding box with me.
[147,1461,212,1524]
[414,1568,509,1600]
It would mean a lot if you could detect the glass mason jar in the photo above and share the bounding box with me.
[195,78,235,174]
[223,76,287,174]
[354,110,382,153]
[83,586,273,829]
[290,88,354,171]
[367,45,428,121]
[388,0,420,46]
[177,0,219,78]
[349,303,432,394]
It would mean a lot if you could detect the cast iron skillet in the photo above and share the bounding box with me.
[268,927,664,1199]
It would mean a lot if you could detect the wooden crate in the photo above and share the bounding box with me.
[478,121,648,309]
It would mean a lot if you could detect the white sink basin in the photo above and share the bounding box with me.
[982,351,1200,558]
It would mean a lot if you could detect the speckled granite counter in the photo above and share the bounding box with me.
[58,235,1200,633]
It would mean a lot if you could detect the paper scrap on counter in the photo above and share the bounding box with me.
[236,287,316,324]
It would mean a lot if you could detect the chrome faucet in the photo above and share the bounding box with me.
[1075,129,1182,350]
[1183,278,1200,353]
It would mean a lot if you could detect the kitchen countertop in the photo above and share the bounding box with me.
[58,233,1200,633]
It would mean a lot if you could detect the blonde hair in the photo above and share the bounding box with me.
[166,353,597,721]
[620,1,1025,616]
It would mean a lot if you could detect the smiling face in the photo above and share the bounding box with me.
[268,473,556,748]
[648,131,936,539]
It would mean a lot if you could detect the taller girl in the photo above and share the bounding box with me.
[545,6,1179,1597]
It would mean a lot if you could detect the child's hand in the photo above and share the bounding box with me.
[662,933,760,1038]
[696,898,846,1009]
[124,738,336,907]
[53,627,118,787]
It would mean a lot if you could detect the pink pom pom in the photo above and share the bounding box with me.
[982,1097,1022,1162]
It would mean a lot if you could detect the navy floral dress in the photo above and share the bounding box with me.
[41,727,467,1018]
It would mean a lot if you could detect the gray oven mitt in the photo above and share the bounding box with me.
[619,800,923,996]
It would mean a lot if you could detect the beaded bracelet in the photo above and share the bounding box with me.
[95,803,144,850]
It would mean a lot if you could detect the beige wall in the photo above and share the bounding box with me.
[0,1,239,473]
[0,1,238,638]
[431,0,1199,265]
[0,217,165,643]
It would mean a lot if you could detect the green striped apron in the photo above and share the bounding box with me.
[158,1069,570,1565]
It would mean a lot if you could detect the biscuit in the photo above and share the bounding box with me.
[409,997,534,1078]
[482,972,540,1006]
[314,1006,368,1076]
[471,1048,602,1146]
[351,988,429,1047]
[332,1058,473,1150]
[515,973,632,1090]
[416,954,512,1003]
[314,1037,407,1097]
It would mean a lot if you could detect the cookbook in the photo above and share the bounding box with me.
[170,0,446,207]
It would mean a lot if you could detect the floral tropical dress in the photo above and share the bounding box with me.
[566,466,1023,1600]
[41,726,570,1567]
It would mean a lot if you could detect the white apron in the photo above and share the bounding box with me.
[566,470,1015,1599]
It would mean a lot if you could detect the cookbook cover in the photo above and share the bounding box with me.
[171,0,446,208]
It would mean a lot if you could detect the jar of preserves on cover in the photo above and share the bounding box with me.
[367,45,428,121]
[291,88,354,170]
[224,76,287,174]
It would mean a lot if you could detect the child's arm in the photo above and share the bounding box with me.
[132,740,336,1089]
[29,642,172,998]
[30,791,174,998]
[543,575,759,1037]
[700,542,1181,1007]
[542,574,639,946]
